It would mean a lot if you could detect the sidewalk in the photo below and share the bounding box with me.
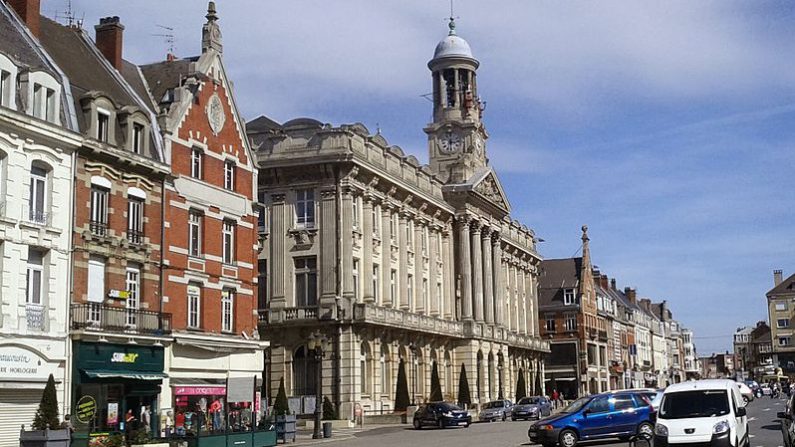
[291,423,401,446]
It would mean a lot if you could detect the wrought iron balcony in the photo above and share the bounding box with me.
[28,209,49,226]
[26,303,46,331]
[70,303,171,336]
[127,229,144,244]
[89,220,108,236]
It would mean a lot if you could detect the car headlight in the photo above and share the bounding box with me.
[443,412,453,417]
[713,420,730,435]
[654,424,668,436]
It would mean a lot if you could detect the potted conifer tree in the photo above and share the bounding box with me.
[430,363,443,402]
[273,377,296,443]
[20,374,70,447]
[457,364,471,409]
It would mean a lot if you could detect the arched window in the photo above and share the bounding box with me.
[292,346,317,396]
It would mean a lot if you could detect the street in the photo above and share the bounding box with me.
[308,397,789,447]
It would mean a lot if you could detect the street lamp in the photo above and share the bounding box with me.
[308,331,331,439]
[497,363,504,399]
[409,343,417,405]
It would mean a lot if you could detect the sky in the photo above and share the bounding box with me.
[47,0,795,355]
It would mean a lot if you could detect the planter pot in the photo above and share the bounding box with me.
[254,429,278,447]
[19,428,71,447]
[275,414,296,443]
[305,419,354,430]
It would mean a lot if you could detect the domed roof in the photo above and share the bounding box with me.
[431,18,475,61]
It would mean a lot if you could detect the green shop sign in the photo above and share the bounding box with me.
[76,395,97,424]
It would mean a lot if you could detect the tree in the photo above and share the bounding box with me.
[515,368,527,401]
[32,373,59,430]
[430,362,443,402]
[322,396,338,420]
[273,376,290,416]
[457,363,471,408]
[394,359,410,412]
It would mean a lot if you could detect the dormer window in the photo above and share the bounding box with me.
[132,123,144,154]
[33,84,56,122]
[0,70,11,108]
[563,288,576,305]
[97,109,110,142]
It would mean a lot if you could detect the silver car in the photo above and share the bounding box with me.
[511,396,552,421]
[478,399,512,422]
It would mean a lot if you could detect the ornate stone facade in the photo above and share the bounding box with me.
[252,19,548,418]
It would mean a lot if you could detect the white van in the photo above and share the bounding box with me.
[654,379,749,447]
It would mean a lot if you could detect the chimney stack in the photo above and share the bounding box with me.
[624,287,637,304]
[95,16,125,71]
[610,278,616,291]
[8,0,41,38]
[774,270,784,287]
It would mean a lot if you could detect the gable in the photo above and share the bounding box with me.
[473,169,511,212]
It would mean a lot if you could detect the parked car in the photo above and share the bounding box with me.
[777,394,795,447]
[744,380,760,396]
[654,379,749,447]
[512,396,552,421]
[413,402,471,429]
[629,388,664,411]
[479,399,512,422]
[736,382,754,404]
[527,391,655,447]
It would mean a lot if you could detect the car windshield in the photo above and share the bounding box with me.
[561,397,590,414]
[519,397,540,405]
[435,403,461,412]
[660,390,730,419]
[484,401,504,409]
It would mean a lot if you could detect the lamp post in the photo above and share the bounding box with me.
[409,343,417,405]
[308,331,331,439]
[497,363,504,399]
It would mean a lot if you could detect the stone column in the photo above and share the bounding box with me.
[362,196,374,303]
[526,267,536,336]
[508,264,516,332]
[456,217,472,320]
[442,229,453,320]
[414,221,425,314]
[269,193,286,306]
[399,212,409,310]
[470,222,484,322]
[319,189,337,307]
[492,234,503,326]
[381,205,393,307]
[518,268,527,335]
[482,228,494,325]
[429,228,440,316]
[341,189,355,300]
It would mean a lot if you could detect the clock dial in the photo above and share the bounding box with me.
[438,132,461,154]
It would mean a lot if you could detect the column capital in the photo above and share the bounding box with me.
[469,219,483,232]
[270,192,286,204]
[319,189,336,199]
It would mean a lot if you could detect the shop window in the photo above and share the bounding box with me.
[294,257,317,307]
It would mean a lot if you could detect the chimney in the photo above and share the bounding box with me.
[624,287,636,304]
[95,16,125,71]
[600,274,609,289]
[610,278,616,291]
[8,0,41,38]
[774,270,784,286]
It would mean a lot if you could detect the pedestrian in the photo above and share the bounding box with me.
[552,389,559,409]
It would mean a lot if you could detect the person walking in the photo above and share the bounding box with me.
[551,389,559,409]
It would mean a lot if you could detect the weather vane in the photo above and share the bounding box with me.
[447,0,460,35]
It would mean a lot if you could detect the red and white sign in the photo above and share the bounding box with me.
[173,386,226,396]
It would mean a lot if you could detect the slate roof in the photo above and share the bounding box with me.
[121,60,156,111]
[538,258,581,308]
[139,57,197,106]
[0,5,50,71]
[768,272,795,297]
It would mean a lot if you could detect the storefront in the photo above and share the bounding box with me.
[0,343,65,447]
[70,342,165,439]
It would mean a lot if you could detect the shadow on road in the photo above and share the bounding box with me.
[759,424,781,431]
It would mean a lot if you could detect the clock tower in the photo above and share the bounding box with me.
[424,18,488,184]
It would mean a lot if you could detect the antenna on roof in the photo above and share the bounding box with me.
[55,0,83,28]
[153,24,176,60]
[420,92,434,103]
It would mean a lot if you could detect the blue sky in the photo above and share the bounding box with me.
[52,0,795,355]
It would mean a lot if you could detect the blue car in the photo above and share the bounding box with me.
[527,391,655,447]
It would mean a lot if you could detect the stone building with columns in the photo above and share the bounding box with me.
[251,19,548,418]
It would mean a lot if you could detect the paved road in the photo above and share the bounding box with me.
[304,397,789,447]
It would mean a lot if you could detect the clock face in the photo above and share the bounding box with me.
[438,132,462,154]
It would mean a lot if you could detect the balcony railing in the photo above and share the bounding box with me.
[127,229,144,245]
[28,209,49,226]
[71,303,171,335]
[89,220,108,236]
[259,306,319,324]
[26,303,46,331]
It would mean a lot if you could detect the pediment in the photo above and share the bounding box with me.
[464,168,511,213]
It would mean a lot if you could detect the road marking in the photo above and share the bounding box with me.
[748,417,757,421]
[763,408,771,411]
[749,434,756,438]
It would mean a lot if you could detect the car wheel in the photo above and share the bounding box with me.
[502,413,507,422]
[638,422,654,438]
[438,419,444,429]
[743,396,750,405]
[511,417,516,421]
[413,418,422,430]
[559,429,578,447]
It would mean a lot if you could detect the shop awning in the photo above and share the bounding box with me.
[82,369,167,381]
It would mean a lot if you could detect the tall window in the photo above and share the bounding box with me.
[351,197,360,230]
[372,264,380,302]
[187,284,201,329]
[545,315,556,332]
[564,313,577,331]
[87,256,105,323]
[406,221,414,249]
[188,211,202,257]
[191,148,203,178]
[563,288,576,305]
[0,70,10,107]
[97,109,110,142]
[380,352,387,396]
[224,160,235,190]
[222,289,234,332]
[295,189,315,228]
[295,257,317,307]
[90,185,109,236]
[407,274,414,309]
[360,344,368,395]
[436,282,442,310]
[421,227,428,254]
[125,265,140,327]
[127,197,144,244]
[390,269,397,304]
[372,205,380,237]
[390,214,397,243]
[257,206,267,233]
[422,278,428,311]
[132,123,144,154]
[778,319,790,329]
[29,165,47,224]
[352,259,360,302]
[222,220,235,264]
[33,84,56,122]
[26,249,44,304]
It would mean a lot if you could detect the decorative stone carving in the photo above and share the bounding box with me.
[475,173,509,209]
[287,228,317,250]
[206,93,226,135]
